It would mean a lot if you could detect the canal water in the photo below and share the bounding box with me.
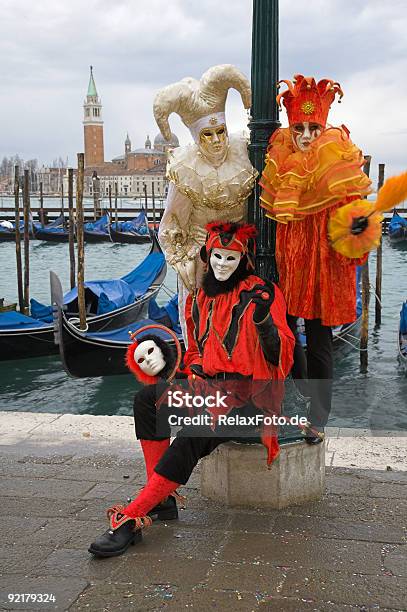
[0,237,406,433]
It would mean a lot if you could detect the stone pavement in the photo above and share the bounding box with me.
[0,411,406,611]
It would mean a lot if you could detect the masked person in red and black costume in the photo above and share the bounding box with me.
[89,222,295,558]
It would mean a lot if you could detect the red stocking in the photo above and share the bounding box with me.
[123,472,180,518]
[140,439,170,481]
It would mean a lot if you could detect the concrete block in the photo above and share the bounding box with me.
[200,440,325,509]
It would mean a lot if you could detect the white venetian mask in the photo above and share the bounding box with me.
[210,247,241,281]
[134,339,166,376]
[290,121,323,151]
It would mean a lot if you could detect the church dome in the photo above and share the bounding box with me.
[154,132,179,150]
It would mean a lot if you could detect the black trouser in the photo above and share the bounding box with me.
[287,315,333,429]
[133,385,262,485]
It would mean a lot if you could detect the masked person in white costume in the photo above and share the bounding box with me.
[154,64,258,339]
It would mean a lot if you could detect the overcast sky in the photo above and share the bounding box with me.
[1,0,406,183]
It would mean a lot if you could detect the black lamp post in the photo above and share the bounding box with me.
[248,0,280,282]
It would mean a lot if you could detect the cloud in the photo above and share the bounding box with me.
[1,0,406,180]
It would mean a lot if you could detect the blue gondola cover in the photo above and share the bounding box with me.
[84,214,109,234]
[111,210,149,235]
[30,298,53,323]
[30,248,165,317]
[148,295,181,335]
[400,301,407,335]
[389,213,407,234]
[0,311,49,329]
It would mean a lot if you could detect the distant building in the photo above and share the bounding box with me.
[83,164,168,198]
[37,166,65,195]
[82,67,179,198]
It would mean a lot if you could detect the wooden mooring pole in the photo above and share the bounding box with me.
[76,154,86,330]
[143,183,148,217]
[114,182,118,224]
[108,184,112,219]
[68,168,76,290]
[375,163,385,328]
[14,166,24,313]
[360,155,371,372]
[152,182,156,230]
[92,172,99,220]
[61,182,64,219]
[23,169,31,315]
[39,181,44,227]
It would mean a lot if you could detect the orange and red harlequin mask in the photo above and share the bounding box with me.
[277,74,343,127]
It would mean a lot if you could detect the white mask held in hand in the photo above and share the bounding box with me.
[133,340,166,376]
[210,247,241,281]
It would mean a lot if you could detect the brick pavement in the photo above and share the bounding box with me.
[0,413,406,611]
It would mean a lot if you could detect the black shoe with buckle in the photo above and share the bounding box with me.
[148,494,178,522]
[88,505,151,558]
[302,424,325,445]
[304,434,324,445]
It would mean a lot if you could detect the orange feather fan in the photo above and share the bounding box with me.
[329,170,407,258]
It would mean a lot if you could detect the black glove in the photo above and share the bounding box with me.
[189,364,206,379]
[351,216,369,235]
[251,283,280,365]
[251,283,275,323]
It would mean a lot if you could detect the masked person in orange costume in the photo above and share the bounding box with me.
[260,75,371,442]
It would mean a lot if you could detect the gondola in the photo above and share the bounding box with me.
[398,301,407,371]
[0,219,40,242]
[84,213,111,243]
[109,210,151,244]
[0,311,59,359]
[388,211,407,245]
[52,276,181,378]
[0,221,20,242]
[32,214,70,243]
[0,235,166,361]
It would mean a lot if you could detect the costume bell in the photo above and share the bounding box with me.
[260,74,371,439]
[88,222,294,558]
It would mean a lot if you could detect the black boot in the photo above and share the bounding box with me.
[148,495,178,521]
[88,505,151,558]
